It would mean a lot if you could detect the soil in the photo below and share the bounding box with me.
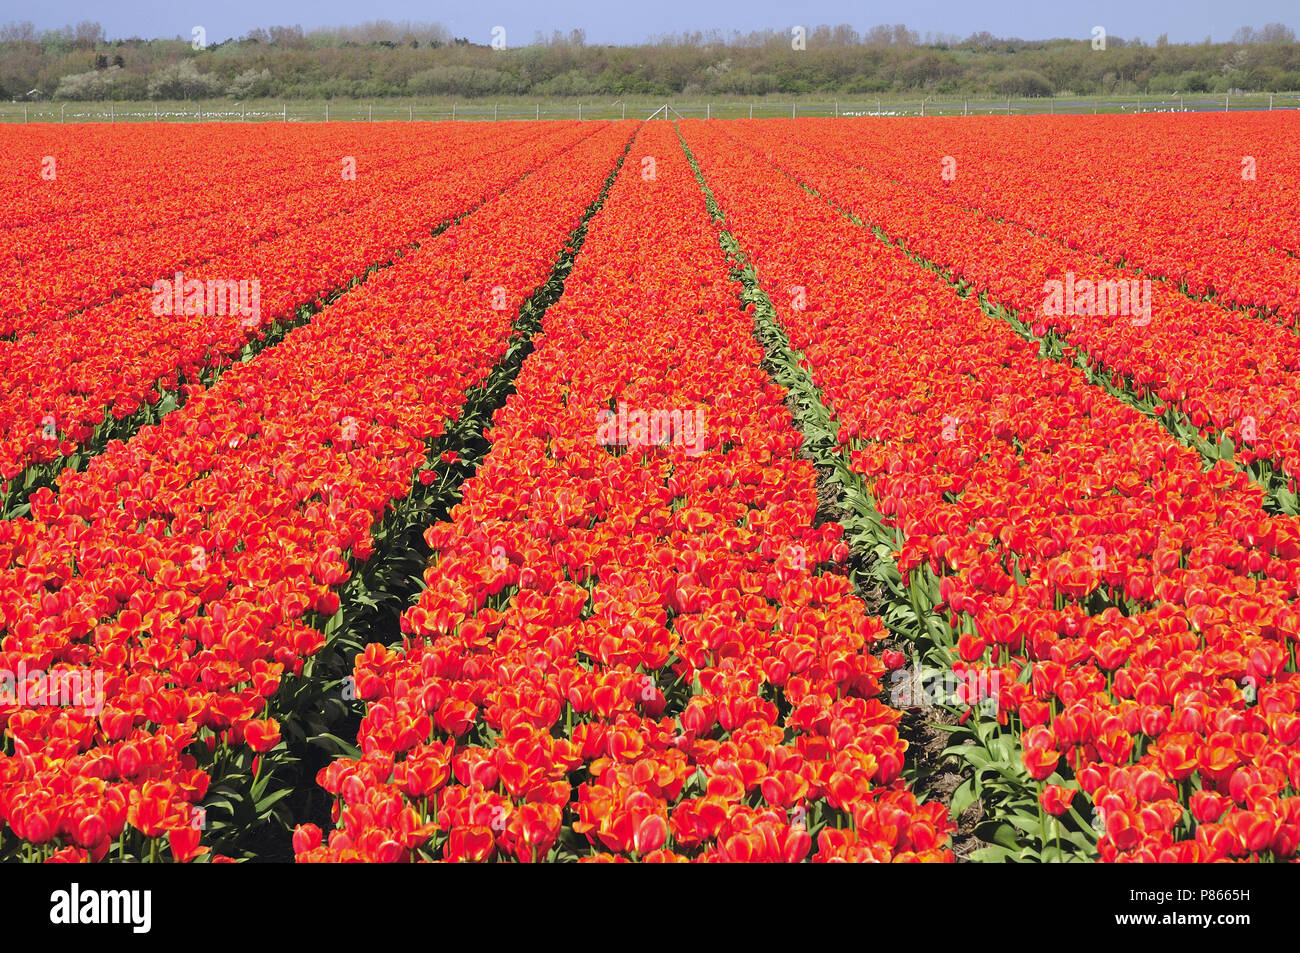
[785,384,986,860]
[886,642,987,863]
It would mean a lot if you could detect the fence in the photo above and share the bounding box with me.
[4,93,1299,123]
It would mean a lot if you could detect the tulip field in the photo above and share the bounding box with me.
[3,111,1300,864]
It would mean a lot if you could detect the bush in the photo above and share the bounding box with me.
[1147,72,1181,93]
[707,70,781,95]
[228,67,272,98]
[845,74,893,93]
[107,73,148,100]
[54,64,123,100]
[148,59,224,99]
[534,70,599,97]
[992,69,1053,97]
[407,65,510,97]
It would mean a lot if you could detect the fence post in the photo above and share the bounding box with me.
[325,102,328,121]
[834,99,838,118]
[1269,93,1273,110]
[1226,93,1229,111]
[536,104,540,120]
[792,102,796,118]
[369,103,373,121]
[283,103,286,122]
[451,102,455,121]
[749,103,753,119]
[410,104,413,121]
[61,103,65,123]
[707,102,710,119]
[878,99,881,115]
[578,102,582,121]
[622,102,626,120]
[494,103,498,121]
[24,104,27,123]
[110,101,114,123]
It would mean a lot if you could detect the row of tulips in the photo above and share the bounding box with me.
[295,123,953,863]
[0,122,634,862]
[2,123,603,492]
[1,123,314,237]
[731,119,1300,504]
[2,124,536,334]
[0,123,358,230]
[796,113,1300,320]
[681,119,1300,861]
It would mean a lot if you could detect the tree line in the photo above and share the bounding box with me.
[2,19,1298,101]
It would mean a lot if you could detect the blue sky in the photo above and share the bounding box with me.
[10,0,1296,45]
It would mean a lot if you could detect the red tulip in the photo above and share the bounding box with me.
[293,824,323,854]
[168,826,208,863]
[1040,785,1076,817]
[243,719,281,753]
[633,815,669,855]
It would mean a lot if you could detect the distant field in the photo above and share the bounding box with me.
[4,91,1300,122]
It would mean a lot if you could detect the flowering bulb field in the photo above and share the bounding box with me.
[2,111,1299,869]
